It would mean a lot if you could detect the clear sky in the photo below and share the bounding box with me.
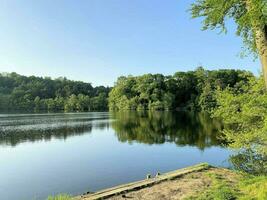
[0,0,261,86]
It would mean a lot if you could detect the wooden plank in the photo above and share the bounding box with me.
[75,163,210,200]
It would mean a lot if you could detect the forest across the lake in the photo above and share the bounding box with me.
[0,72,111,112]
[0,67,253,113]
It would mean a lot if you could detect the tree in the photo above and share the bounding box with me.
[34,96,42,111]
[65,94,78,112]
[198,83,216,111]
[212,77,267,157]
[46,98,57,111]
[163,92,175,110]
[190,0,267,87]
[91,93,108,111]
[0,94,9,110]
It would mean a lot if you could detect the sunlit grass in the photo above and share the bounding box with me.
[46,194,72,200]
[186,172,237,200]
[238,175,267,200]
[185,171,267,200]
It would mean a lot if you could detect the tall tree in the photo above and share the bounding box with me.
[190,0,267,87]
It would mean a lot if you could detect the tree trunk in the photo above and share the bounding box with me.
[255,26,267,88]
[245,0,267,87]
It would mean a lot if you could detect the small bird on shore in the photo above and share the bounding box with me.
[146,174,151,179]
[156,172,161,177]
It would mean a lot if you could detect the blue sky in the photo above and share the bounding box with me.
[0,0,261,86]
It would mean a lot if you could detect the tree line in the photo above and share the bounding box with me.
[109,67,253,111]
[0,72,111,112]
[0,68,256,113]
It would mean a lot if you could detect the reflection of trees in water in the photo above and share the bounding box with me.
[230,149,267,175]
[111,111,223,150]
[0,121,110,147]
[0,111,223,150]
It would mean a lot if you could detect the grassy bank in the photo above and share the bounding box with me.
[185,170,267,200]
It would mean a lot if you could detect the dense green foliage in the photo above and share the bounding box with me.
[109,68,252,111]
[212,77,267,155]
[0,72,110,112]
[212,76,267,174]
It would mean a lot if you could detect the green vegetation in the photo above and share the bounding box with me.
[187,173,238,200]
[1,64,266,199]
[46,194,72,200]
[0,72,110,112]
[0,69,253,113]
[190,0,267,87]
[109,68,252,111]
[212,76,267,174]
[229,149,267,176]
[1,1,266,199]
[109,69,267,197]
[213,76,267,155]
[239,175,267,200]
[190,1,267,198]
[186,171,267,200]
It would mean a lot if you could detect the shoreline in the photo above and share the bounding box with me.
[49,163,266,200]
[75,163,210,200]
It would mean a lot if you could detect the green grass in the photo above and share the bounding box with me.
[185,171,267,200]
[46,194,72,200]
[238,175,267,200]
[193,186,236,200]
[186,172,238,200]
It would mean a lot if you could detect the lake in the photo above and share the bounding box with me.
[0,111,232,200]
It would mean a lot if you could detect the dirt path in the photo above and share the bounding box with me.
[107,168,240,200]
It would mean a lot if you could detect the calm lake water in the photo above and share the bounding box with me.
[0,111,232,200]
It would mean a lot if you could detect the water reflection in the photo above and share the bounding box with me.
[111,111,223,150]
[0,111,223,149]
[0,111,262,174]
[229,149,267,175]
[0,112,110,146]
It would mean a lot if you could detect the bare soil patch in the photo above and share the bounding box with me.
[107,168,240,200]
